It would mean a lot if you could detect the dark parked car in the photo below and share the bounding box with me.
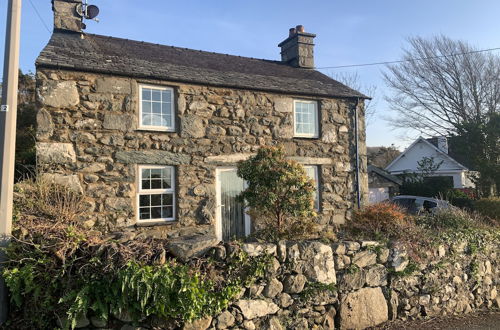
[391,195,453,214]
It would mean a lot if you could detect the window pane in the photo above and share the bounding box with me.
[142,169,151,180]
[139,195,150,207]
[152,102,162,114]
[304,166,319,210]
[151,114,163,127]
[142,101,152,113]
[142,88,151,101]
[141,179,150,190]
[162,169,172,189]
[150,169,162,179]
[152,90,162,101]
[142,114,152,126]
[162,90,172,103]
[162,193,173,206]
[139,208,150,220]
[151,194,162,206]
[151,207,162,219]
[162,206,173,218]
[151,179,162,189]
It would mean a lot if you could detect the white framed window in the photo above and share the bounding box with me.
[139,85,175,131]
[137,165,176,222]
[293,100,319,138]
[304,165,320,210]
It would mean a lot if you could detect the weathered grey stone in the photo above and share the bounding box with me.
[340,269,365,291]
[235,299,279,320]
[377,248,390,264]
[388,289,398,320]
[332,243,346,255]
[95,77,132,94]
[274,98,292,112]
[265,317,283,330]
[36,109,54,140]
[216,310,235,329]
[277,293,293,308]
[288,157,333,165]
[365,264,388,287]
[283,274,307,293]
[352,250,377,268]
[90,316,107,328]
[181,115,205,138]
[177,94,186,114]
[299,241,336,284]
[243,320,256,330]
[205,153,254,164]
[37,142,76,164]
[322,129,337,143]
[189,99,209,112]
[183,316,212,330]
[167,234,218,261]
[41,173,83,193]
[115,150,191,165]
[105,198,132,212]
[242,243,277,257]
[103,113,135,131]
[344,241,361,251]
[38,80,79,108]
[338,287,388,329]
[263,278,283,298]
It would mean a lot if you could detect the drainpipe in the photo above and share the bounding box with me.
[354,98,361,209]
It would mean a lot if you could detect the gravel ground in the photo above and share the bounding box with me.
[370,311,500,330]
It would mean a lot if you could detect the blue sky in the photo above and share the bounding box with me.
[2,0,500,149]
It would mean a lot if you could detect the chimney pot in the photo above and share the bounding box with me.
[289,28,296,37]
[296,25,305,33]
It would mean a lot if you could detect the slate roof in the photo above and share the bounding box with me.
[36,31,367,99]
[368,165,402,185]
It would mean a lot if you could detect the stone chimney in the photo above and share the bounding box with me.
[278,25,316,68]
[436,136,448,154]
[52,0,83,33]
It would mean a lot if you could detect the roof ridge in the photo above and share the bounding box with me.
[85,32,286,65]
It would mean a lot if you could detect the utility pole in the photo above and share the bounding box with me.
[0,0,22,324]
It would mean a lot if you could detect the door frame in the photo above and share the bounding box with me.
[215,167,251,241]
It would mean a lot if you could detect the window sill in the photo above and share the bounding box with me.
[136,127,176,133]
[135,220,177,227]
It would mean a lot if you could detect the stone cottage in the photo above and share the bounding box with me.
[35,0,368,241]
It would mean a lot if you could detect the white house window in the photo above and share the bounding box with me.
[294,100,319,138]
[304,165,320,210]
[139,85,175,131]
[137,165,175,222]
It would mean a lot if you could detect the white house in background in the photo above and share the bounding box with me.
[385,137,475,189]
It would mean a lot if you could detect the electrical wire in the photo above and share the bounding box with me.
[314,47,500,70]
[28,0,51,34]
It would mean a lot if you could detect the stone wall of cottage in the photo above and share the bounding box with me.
[68,239,499,329]
[35,69,368,235]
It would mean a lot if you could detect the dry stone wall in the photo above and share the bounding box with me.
[35,69,368,236]
[71,238,499,329]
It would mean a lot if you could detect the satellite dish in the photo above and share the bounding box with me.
[86,5,99,20]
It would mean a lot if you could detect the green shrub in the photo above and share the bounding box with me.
[416,207,475,231]
[474,198,500,222]
[237,146,317,240]
[3,179,270,329]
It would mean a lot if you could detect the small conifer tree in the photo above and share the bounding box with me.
[237,146,317,239]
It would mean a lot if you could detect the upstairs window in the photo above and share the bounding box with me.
[139,85,175,131]
[304,165,320,210]
[137,165,176,222]
[294,100,319,138]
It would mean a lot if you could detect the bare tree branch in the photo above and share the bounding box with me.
[384,35,500,136]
